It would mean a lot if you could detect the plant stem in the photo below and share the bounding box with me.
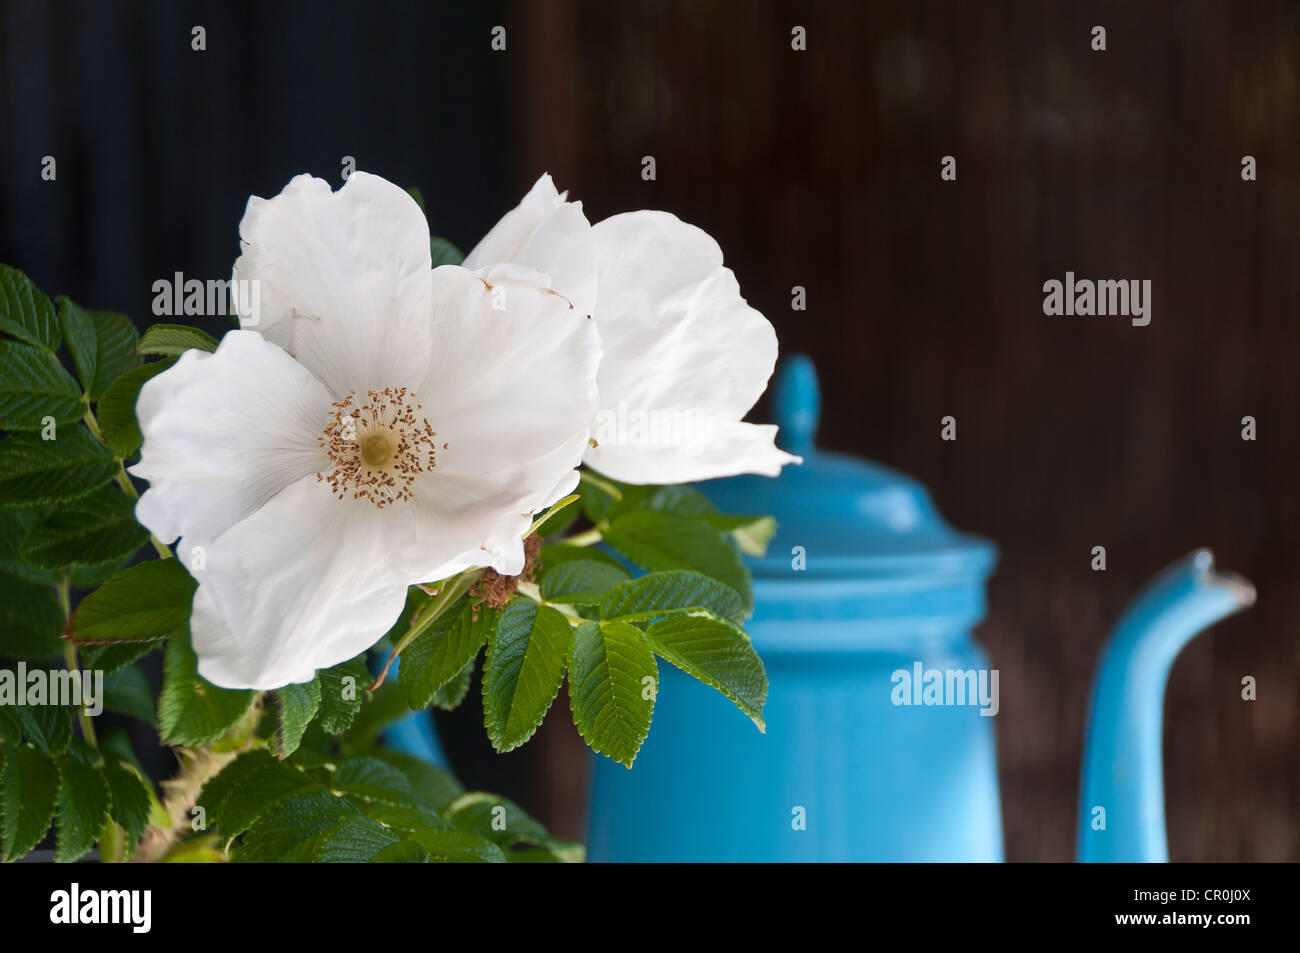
[368,569,484,690]
[564,527,603,547]
[58,576,99,751]
[578,469,622,501]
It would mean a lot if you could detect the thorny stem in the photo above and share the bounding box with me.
[368,568,484,690]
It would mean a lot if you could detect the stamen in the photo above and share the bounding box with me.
[317,387,439,507]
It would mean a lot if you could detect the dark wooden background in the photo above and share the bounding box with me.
[2,0,1296,860]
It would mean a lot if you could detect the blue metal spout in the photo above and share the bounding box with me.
[1077,550,1254,862]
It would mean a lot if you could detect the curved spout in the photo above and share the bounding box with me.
[1077,550,1254,862]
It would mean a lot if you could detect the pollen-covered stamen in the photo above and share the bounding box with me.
[317,387,438,507]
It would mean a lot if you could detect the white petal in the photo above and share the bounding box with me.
[130,330,333,558]
[583,211,799,484]
[232,171,434,397]
[402,265,600,577]
[190,473,420,690]
[463,174,597,317]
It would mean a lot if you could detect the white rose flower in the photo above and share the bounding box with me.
[465,174,800,485]
[131,172,600,690]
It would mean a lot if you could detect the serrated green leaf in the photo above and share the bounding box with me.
[401,602,496,710]
[102,665,156,725]
[600,569,746,625]
[429,236,464,268]
[0,264,60,351]
[361,749,462,812]
[199,750,323,841]
[344,681,411,744]
[95,358,176,458]
[579,475,652,524]
[0,572,64,659]
[79,641,156,674]
[406,824,506,863]
[281,812,399,862]
[568,620,657,768]
[483,599,572,752]
[18,483,149,570]
[646,612,767,729]
[540,558,630,604]
[274,677,321,759]
[429,655,475,711]
[317,655,370,735]
[15,704,75,756]
[156,633,255,746]
[0,339,84,430]
[56,297,139,399]
[102,761,152,851]
[54,756,111,862]
[330,756,418,806]
[602,509,753,613]
[0,427,116,507]
[1,745,60,861]
[368,839,431,862]
[234,790,358,862]
[135,323,218,358]
[65,559,196,644]
[441,790,579,861]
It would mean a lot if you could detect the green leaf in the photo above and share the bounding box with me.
[102,761,152,850]
[401,602,496,710]
[600,569,746,625]
[234,790,359,862]
[1,745,60,862]
[538,542,627,573]
[273,677,321,759]
[0,427,116,507]
[330,756,418,806]
[15,705,74,755]
[483,598,572,752]
[79,641,156,675]
[0,264,60,351]
[102,665,157,725]
[344,681,411,743]
[406,824,506,863]
[135,323,218,358]
[96,358,176,458]
[55,756,111,862]
[200,751,322,841]
[65,559,196,644]
[282,813,399,862]
[579,475,652,523]
[317,656,370,735]
[361,749,462,812]
[602,509,753,613]
[645,612,768,729]
[429,656,474,711]
[540,558,630,604]
[19,483,149,570]
[568,620,657,768]
[642,485,777,558]
[0,509,58,585]
[429,236,464,268]
[0,572,64,659]
[405,186,426,211]
[0,339,84,430]
[527,493,580,539]
[56,297,139,399]
[157,633,256,746]
[442,790,580,861]
[368,839,431,863]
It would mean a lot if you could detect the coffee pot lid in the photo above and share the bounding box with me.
[700,355,997,580]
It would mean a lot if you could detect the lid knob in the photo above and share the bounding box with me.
[774,353,819,458]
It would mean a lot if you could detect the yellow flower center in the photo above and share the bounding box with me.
[317,387,442,507]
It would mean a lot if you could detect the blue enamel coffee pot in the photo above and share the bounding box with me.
[581,355,1255,862]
